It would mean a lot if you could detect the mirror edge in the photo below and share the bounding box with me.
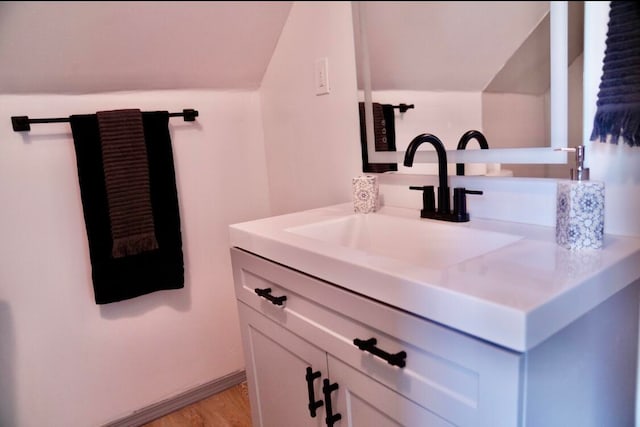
[356,1,570,167]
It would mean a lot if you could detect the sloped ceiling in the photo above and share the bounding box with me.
[359,1,551,92]
[0,1,292,94]
[1,2,583,96]
[358,1,584,95]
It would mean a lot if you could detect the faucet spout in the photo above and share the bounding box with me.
[403,133,450,214]
[455,130,489,176]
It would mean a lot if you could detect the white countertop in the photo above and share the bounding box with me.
[229,203,640,352]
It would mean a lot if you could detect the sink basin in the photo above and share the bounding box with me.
[286,213,523,269]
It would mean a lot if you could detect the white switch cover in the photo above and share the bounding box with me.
[315,57,330,95]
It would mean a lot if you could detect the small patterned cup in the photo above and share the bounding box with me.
[353,175,378,213]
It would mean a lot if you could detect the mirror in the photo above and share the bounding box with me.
[353,1,584,178]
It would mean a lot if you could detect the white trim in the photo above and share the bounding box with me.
[102,370,247,427]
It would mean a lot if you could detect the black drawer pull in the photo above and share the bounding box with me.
[305,367,323,417]
[353,337,407,368]
[254,287,287,306]
[322,378,342,427]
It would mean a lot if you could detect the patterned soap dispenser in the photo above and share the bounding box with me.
[555,145,605,250]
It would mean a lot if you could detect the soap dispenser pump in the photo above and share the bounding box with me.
[571,145,589,181]
[555,145,605,250]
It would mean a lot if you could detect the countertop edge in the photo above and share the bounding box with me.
[229,204,640,352]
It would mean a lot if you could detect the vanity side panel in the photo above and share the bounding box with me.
[524,281,639,427]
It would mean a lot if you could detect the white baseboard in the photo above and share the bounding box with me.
[103,370,247,427]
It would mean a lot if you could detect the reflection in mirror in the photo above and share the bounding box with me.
[353,1,584,178]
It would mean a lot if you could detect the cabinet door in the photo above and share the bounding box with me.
[328,355,455,427]
[238,302,327,427]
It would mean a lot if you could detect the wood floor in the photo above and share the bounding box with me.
[142,382,252,427]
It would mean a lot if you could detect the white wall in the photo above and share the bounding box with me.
[483,91,550,178]
[260,1,362,215]
[0,90,271,427]
[483,92,549,150]
[0,2,364,426]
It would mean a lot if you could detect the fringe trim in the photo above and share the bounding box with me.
[590,107,640,147]
[112,233,159,258]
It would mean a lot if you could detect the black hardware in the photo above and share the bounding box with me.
[409,186,435,217]
[10,108,199,132]
[404,133,450,215]
[452,187,484,222]
[455,130,489,176]
[254,287,287,306]
[353,337,407,368]
[392,103,415,113]
[409,185,483,223]
[322,378,342,427]
[404,133,485,222]
[305,367,323,417]
[176,108,199,122]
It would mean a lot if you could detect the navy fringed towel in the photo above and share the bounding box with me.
[70,110,184,304]
[590,1,640,146]
[359,102,398,173]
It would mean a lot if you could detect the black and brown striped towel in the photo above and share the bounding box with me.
[358,102,398,173]
[70,110,184,304]
[96,109,159,258]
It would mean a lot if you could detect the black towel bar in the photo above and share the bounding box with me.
[391,103,414,113]
[10,108,199,132]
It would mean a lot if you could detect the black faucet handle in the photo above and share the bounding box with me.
[409,186,436,215]
[453,188,483,222]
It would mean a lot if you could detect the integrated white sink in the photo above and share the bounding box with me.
[230,202,640,350]
[286,213,524,269]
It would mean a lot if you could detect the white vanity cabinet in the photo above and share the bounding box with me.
[232,248,529,427]
[237,303,440,427]
[230,204,640,426]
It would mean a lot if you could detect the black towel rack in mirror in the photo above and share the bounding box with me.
[391,103,414,113]
[10,108,199,132]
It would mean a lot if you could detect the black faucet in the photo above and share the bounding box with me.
[455,130,489,176]
[404,133,482,222]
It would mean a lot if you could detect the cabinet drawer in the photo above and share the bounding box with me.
[231,248,523,427]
